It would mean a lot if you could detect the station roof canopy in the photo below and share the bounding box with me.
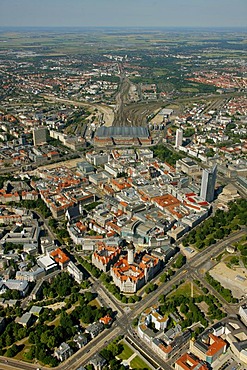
[95,126,150,138]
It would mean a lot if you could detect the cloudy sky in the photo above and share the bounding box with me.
[0,0,246,28]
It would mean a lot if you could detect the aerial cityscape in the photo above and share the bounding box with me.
[0,2,246,370]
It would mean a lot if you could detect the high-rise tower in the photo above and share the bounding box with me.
[175,128,183,148]
[33,126,48,146]
[200,165,217,202]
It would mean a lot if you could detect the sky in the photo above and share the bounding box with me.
[0,0,246,28]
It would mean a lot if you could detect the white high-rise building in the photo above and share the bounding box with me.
[200,165,217,202]
[175,128,183,148]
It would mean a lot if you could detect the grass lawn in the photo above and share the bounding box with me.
[47,315,61,327]
[166,104,179,110]
[181,87,199,93]
[118,341,134,360]
[88,298,101,308]
[167,281,202,299]
[130,355,152,370]
[14,340,33,362]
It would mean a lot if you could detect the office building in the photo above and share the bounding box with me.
[175,128,183,148]
[200,165,217,202]
[33,127,48,146]
[189,333,227,365]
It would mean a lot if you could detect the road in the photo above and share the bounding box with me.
[2,229,246,369]
[33,210,58,243]
[0,357,42,370]
[90,277,125,316]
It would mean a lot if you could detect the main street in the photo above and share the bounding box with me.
[71,228,247,370]
[0,227,246,370]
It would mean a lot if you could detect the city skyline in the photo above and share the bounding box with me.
[0,0,247,28]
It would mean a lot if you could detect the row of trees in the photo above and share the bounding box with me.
[235,235,247,268]
[159,268,176,283]
[144,283,158,295]
[79,257,101,278]
[183,199,247,249]
[205,272,238,304]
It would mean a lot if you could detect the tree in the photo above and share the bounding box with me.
[60,311,73,330]
[86,365,94,370]
[47,335,56,349]
[100,348,112,361]
[175,254,186,269]
[109,358,122,369]
[28,331,38,344]
[180,303,188,314]
[108,342,123,357]
[40,330,51,345]
[84,291,94,302]
[25,345,36,360]
[214,228,224,240]
[5,344,21,357]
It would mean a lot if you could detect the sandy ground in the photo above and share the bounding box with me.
[95,104,114,127]
[150,108,165,125]
[129,83,139,102]
[45,302,66,310]
[179,244,198,260]
[209,262,247,299]
[34,157,83,172]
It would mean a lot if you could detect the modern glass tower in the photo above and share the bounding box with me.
[200,165,217,202]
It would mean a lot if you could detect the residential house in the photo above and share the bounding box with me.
[99,315,113,326]
[54,342,73,362]
[73,333,88,349]
[85,322,104,339]
[89,353,107,370]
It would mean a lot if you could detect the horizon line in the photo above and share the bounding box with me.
[0,25,247,30]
